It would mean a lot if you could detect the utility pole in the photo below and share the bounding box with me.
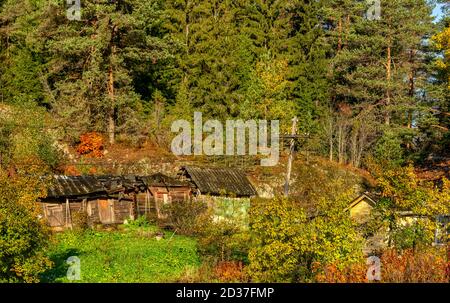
[284,117,298,197]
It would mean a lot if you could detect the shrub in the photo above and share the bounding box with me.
[72,211,90,231]
[374,167,450,248]
[247,196,365,282]
[391,224,430,251]
[314,262,367,283]
[126,215,152,228]
[214,261,247,282]
[161,200,208,235]
[0,170,52,282]
[0,106,63,170]
[380,248,449,283]
[196,219,250,263]
[76,132,104,158]
[314,247,450,283]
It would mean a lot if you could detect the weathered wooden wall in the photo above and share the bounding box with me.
[41,186,192,229]
[41,197,135,229]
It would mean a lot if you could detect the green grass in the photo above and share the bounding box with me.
[41,226,200,283]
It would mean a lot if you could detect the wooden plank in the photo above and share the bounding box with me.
[46,204,64,227]
[98,199,114,224]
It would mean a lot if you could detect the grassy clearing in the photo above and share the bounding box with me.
[41,226,200,283]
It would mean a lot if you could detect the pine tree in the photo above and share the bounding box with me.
[326,0,435,166]
[0,0,47,106]
[34,0,170,144]
[164,0,254,120]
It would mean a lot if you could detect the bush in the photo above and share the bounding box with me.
[196,218,250,263]
[161,200,208,235]
[214,261,247,282]
[127,215,153,228]
[0,170,52,282]
[314,247,450,283]
[72,211,90,231]
[162,199,251,281]
[247,196,365,282]
[391,224,430,251]
[380,248,449,283]
[0,105,63,170]
[76,132,104,158]
[314,262,367,283]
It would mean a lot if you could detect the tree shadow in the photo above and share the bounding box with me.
[40,248,82,283]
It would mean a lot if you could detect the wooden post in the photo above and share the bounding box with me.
[284,117,298,197]
[145,190,149,216]
[65,198,72,230]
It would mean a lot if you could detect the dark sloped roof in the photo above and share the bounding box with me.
[141,173,189,188]
[181,166,257,197]
[45,174,189,199]
[345,193,378,211]
[46,175,107,199]
[96,175,147,193]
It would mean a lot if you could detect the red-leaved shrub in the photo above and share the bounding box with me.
[76,132,104,158]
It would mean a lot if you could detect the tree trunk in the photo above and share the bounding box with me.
[344,15,350,49]
[350,124,358,167]
[107,46,116,145]
[385,44,392,125]
[408,50,416,130]
[107,19,117,145]
[284,117,298,197]
[338,121,346,164]
[329,117,334,162]
[338,17,342,51]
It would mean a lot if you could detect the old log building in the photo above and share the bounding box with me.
[41,174,191,230]
[40,167,257,230]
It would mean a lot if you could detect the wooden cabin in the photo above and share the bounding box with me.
[136,173,192,220]
[178,166,257,223]
[40,174,192,230]
[345,193,378,224]
[179,166,257,198]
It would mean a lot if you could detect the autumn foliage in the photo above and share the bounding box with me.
[314,262,368,283]
[0,169,52,282]
[214,261,246,282]
[76,132,104,158]
[314,248,450,283]
[380,248,449,283]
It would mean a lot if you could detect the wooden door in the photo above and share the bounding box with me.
[46,204,64,227]
[98,199,114,224]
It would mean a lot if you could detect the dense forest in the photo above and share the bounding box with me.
[0,0,448,171]
[0,0,450,284]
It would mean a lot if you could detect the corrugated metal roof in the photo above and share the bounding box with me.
[181,166,257,197]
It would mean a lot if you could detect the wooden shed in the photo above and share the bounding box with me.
[345,193,378,224]
[137,173,192,220]
[40,174,192,230]
[178,166,257,224]
[178,166,257,197]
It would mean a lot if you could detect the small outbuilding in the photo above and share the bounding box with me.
[178,166,257,224]
[179,166,257,197]
[345,193,378,224]
[40,174,192,230]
